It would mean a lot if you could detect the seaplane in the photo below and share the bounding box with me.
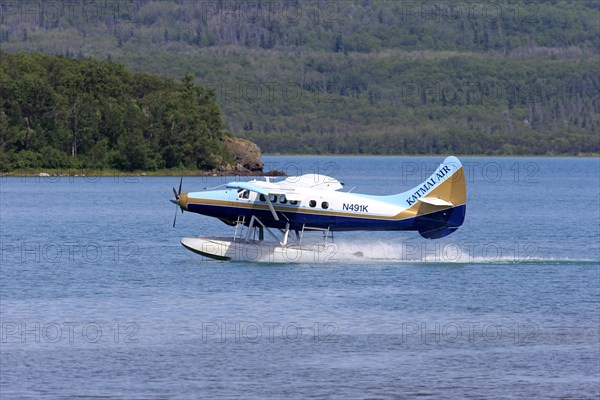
[171,156,466,262]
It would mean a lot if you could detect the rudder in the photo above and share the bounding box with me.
[413,156,467,239]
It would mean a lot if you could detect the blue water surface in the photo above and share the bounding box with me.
[1,156,599,399]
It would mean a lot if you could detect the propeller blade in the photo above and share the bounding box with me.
[172,176,184,227]
[173,203,178,227]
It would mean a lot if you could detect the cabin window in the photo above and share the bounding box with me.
[321,201,329,209]
[238,190,249,199]
[259,194,266,202]
[269,194,277,203]
[309,200,316,208]
[279,195,287,204]
[290,200,298,206]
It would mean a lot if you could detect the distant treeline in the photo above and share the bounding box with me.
[133,50,597,155]
[2,1,597,53]
[230,54,600,155]
[0,51,232,171]
[1,1,599,155]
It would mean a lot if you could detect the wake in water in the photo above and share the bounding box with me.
[322,239,597,265]
[194,237,597,264]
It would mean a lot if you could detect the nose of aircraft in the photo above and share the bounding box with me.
[169,193,188,210]
[178,193,189,210]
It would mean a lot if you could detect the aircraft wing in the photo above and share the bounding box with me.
[226,182,270,196]
[226,182,304,201]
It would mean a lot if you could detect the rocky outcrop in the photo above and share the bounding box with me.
[222,136,264,173]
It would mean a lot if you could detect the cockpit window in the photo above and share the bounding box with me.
[279,195,287,204]
[238,190,250,199]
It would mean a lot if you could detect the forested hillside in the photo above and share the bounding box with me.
[1,0,599,155]
[0,51,232,170]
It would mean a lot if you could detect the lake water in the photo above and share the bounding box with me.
[1,156,599,399]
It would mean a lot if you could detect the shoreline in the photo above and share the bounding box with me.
[0,169,285,178]
[3,153,598,177]
[263,153,600,158]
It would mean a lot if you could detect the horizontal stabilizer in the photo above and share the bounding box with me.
[418,196,454,207]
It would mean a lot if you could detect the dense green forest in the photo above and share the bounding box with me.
[0,51,232,170]
[1,0,599,157]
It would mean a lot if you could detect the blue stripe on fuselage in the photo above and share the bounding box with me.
[186,202,465,233]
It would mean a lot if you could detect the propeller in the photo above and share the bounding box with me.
[171,176,183,227]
